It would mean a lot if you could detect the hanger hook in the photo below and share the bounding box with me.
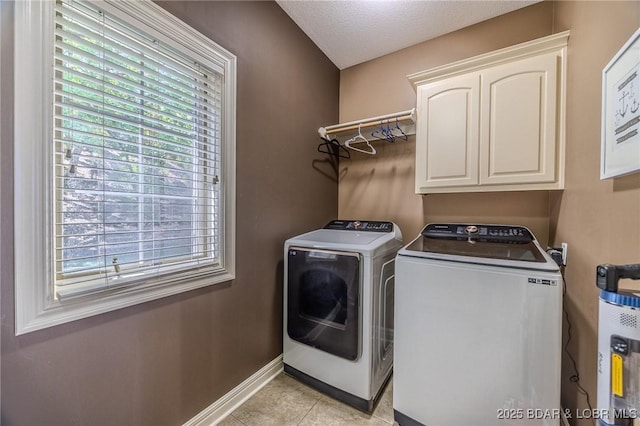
[394,117,407,141]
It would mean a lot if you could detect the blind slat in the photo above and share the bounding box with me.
[53,156,219,184]
[52,41,223,108]
[58,179,208,196]
[55,4,222,86]
[54,79,212,133]
[54,62,219,124]
[54,126,220,164]
[58,248,217,273]
[57,225,220,239]
[55,98,201,141]
[57,238,215,261]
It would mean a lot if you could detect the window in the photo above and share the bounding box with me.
[14,0,236,334]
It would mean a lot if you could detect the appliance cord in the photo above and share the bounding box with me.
[561,269,594,411]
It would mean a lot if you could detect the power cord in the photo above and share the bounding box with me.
[561,267,594,411]
[546,247,593,411]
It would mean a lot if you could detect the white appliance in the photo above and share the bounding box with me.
[394,223,562,426]
[596,263,640,426]
[284,220,403,412]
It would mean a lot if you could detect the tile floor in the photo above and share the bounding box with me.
[218,372,397,426]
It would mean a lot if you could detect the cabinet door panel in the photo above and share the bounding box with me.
[416,74,480,190]
[480,53,558,185]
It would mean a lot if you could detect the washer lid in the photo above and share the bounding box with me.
[398,223,558,271]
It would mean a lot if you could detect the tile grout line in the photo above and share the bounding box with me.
[371,412,394,425]
[296,397,323,425]
[228,413,247,426]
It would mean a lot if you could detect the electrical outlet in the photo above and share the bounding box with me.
[561,242,568,266]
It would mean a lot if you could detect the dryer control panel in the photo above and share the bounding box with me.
[422,223,533,243]
[324,220,393,233]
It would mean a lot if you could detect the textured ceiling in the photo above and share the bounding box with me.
[276,0,541,69]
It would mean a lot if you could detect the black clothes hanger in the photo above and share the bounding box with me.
[317,138,350,159]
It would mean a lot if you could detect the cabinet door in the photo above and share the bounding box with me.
[479,53,558,185]
[415,73,480,191]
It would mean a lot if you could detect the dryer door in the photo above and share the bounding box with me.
[287,247,361,361]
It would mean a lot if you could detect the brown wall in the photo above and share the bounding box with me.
[0,1,339,425]
[338,1,640,423]
[552,2,640,423]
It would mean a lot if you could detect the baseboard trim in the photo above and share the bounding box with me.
[183,355,283,426]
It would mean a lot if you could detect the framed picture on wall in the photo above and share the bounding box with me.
[602,26,640,179]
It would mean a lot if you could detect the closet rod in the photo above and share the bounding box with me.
[319,108,416,139]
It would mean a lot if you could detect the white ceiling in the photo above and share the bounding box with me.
[276,0,541,69]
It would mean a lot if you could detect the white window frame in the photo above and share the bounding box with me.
[14,0,236,335]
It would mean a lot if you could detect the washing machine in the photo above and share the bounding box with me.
[393,223,563,426]
[284,219,403,412]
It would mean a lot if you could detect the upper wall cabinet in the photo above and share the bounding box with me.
[407,31,569,194]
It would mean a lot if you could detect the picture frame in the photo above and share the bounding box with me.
[601,26,640,179]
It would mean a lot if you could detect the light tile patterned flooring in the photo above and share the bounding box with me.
[219,372,397,426]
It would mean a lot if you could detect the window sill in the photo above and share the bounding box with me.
[17,270,235,335]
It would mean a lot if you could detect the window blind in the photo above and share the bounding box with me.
[53,0,223,298]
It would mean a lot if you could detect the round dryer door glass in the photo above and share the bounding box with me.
[299,269,348,327]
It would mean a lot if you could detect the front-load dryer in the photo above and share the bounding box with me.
[394,223,562,426]
[284,220,403,412]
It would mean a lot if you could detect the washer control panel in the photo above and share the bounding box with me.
[422,223,533,243]
[323,220,393,233]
